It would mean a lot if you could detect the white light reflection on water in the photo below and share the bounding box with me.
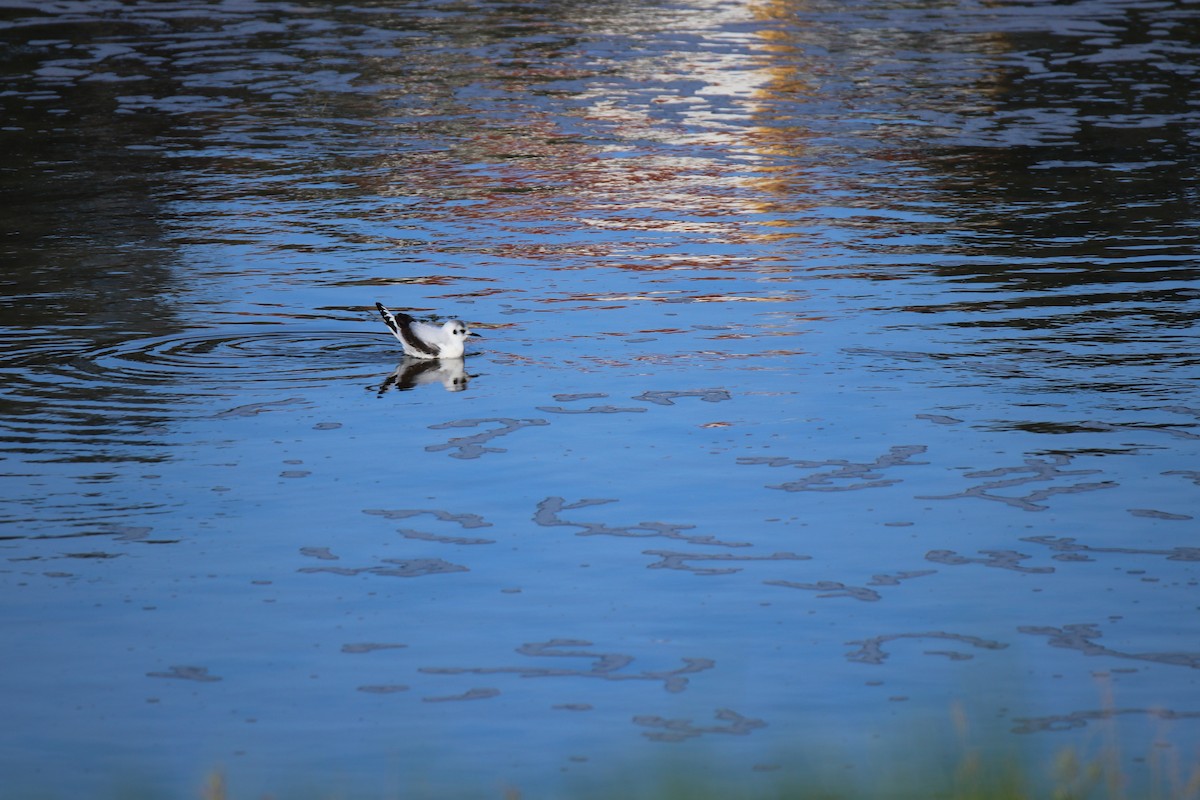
[1,0,1198,797]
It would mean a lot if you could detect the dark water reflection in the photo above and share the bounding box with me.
[2,0,1198,797]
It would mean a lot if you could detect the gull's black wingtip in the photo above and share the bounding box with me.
[375,302,402,338]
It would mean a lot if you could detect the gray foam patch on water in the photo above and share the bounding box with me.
[1128,508,1193,520]
[1022,535,1200,563]
[764,580,883,602]
[644,549,811,576]
[361,508,497,543]
[396,528,496,545]
[633,389,732,406]
[299,547,337,561]
[362,508,492,528]
[426,417,550,459]
[146,665,222,682]
[420,639,715,695]
[633,708,766,742]
[536,405,647,414]
[1018,623,1200,670]
[925,549,1056,574]
[916,413,963,425]
[534,496,752,548]
[342,643,408,654]
[299,558,468,578]
[214,397,307,418]
[1011,707,1200,735]
[845,633,1009,666]
[739,445,928,492]
[422,688,501,703]
[763,567,937,603]
[917,453,1117,511]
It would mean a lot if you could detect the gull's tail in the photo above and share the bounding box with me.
[375,302,406,342]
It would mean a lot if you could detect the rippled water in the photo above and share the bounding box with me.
[2,0,1198,797]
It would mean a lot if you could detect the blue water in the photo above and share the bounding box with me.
[2,0,1198,797]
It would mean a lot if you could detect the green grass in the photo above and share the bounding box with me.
[18,704,1200,800]
[188,736,1199,800]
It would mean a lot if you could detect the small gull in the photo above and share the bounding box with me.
[375,302,480,360]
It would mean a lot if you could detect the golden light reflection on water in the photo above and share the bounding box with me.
[363,0,810,257]
[564,1,784,236]
[743,0,819,212]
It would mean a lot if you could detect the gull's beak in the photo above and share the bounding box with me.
[469,332,482,337]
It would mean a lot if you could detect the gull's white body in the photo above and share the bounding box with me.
[375,302,477,360]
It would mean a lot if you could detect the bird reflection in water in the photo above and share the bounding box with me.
[378,358,473,394]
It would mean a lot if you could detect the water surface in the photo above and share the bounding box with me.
[2,0,1198,797]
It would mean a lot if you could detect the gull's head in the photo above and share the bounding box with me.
[443,319,480,341]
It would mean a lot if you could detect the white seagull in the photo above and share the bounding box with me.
[375,302,480,360]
